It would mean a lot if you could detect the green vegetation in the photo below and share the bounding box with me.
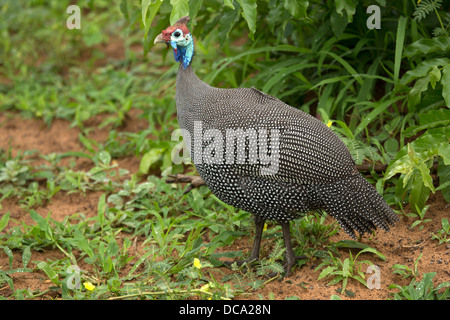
[389,272,450,300]
[315,245,385,294]
[0,0,449,300]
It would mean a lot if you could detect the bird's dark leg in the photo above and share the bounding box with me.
[165,174,205,194]
[280,221,306,277]
[224,216,265,267]
[249,216,265,261]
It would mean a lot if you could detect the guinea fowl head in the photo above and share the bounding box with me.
[154,16,193,69]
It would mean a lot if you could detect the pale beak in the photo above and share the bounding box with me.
[154,33,166,44]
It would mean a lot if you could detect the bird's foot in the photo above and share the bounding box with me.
[165,174,205,194]
[282,254,307,278]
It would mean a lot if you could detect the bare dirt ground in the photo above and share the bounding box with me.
[0,111,449,300]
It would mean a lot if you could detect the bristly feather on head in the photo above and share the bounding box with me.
[154,16,194,69]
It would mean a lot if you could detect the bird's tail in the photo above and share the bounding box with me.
[311,174,398,239]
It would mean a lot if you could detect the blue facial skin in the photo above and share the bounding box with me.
[170,31,193,69]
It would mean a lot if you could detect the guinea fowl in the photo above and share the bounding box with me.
[154,16,398,276]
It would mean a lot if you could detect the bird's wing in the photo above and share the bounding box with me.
[201,87,356,185]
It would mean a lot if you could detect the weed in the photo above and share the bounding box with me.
[408,205,433,230]
[431,218,450,244]
[389,272,450,300]
[315,247,386,293]
[291,212,339,259]
[392,253,423,280]
[256,240,287,276]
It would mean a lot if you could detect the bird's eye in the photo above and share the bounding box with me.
[173,31,181,37]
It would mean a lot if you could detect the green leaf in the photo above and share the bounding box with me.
[78,134,97,154]
[30,210,53,241]
[356,248,386,261]
[429,65,441,89]
[412,127,450,154]
[262,61,311,94]
[409,174,431,215]
[357,59,380,102]
[97,151,111,166]
[218,3,241,47]
[335,0,356,22]
[329,275,345,287]
[330,11,348,37]
[170,0,190,25]
[224,0,235,9]
[438,143,450,165]
[400,58,450,85]
[0,212,10,232]
[82,24,103,47]
[189,0,203,21]
[108,194,124,207]
[404,109,450,137]
[442,64,450,107]
[236,0,257,40]
[142,0,164,40]
[22,246,31,269]
[310,75,353,89]
[353,96,403,137]
[417,162,435,192]
[335,240,372,250]
[205,45,312,83]
[142,0,163,40]
[318,266,337,280]
[284,0,309,19]
[404,37,450,58]
[408,143,417,164]
[410,219,423,229]
[408,73,431,110]
[187,189,205,213]
[97,193,106,226]
[384,137,399,155]
[437,159,450,202]
[1,246,14,269]
[37,262,60,285]
[210,230,245,247]
[394,16,407,89]
[75,230,94,258]
[342,258,350,277]
[139,148,165,174]
[106,236,119,257]
[319,51,363,85]
[142,0,151,28]
[127,248,155,278]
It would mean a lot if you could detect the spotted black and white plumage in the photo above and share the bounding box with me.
[155,16,398,276]
[176,65,397,238]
